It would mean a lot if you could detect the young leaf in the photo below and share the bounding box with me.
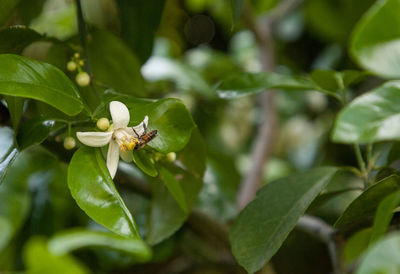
[216,72,318,99]
[67,147,140,239]
[334,175,400,229]
[16,117,54,150]
[0,54,84,116]
[356,233,400,274]
[132,149,158,177]
[332,81,400,144]
[310,69,366,92]
[351,0,400,78]
[369,190,400,244]
[48,229,151,261]
[158,165,188,213]
[230,167,337,273]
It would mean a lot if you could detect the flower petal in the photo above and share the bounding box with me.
[107,139,120,178]
[119,150,133,162]
[110,101,130,129]
[125,116,149,137]
[76,131,112,147]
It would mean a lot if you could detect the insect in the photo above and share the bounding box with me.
[131,122,158,150]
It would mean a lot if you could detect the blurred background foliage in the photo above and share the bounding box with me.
[1,0,398,273]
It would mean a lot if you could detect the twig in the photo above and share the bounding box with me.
[296,215,343,274]
[75,0,92,75]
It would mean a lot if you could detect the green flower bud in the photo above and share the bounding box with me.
[97,118,110,131]
[64,136,76,150]
[166,152,176,162]
[67,61,77,71]
[76,72,90,87]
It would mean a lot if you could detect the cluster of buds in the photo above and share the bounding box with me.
[67,53,91,87]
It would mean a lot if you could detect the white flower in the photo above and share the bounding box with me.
[77,101,148,178]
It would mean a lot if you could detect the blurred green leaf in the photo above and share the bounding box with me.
[132,149,158,177]
[159,165,188,213]
[88,30,145,96]
[343,228,371,263]
[103,92,196,153]
[16,0,45,25]
[116,0,165,64]
[231,0,244,26]
[0,26,43,54]
[332,81,400,144]
[48,229,151,262]
[351,0,400,78]
[0,54,84,116]
[230,167,337,273]
[68,147,140,239]
[178,128,206,179]
[147,165,203,245]
[0,0,20,25]
[24,237,89,274]
[4,96,24,131]
[142,57,215,98]
[16,118,54,150]
[356,232,400,274]
[335,175,400,229]
[216,72,318,99]
[370,190,400,244]
[310,69,367,92]
[0,127,18,185]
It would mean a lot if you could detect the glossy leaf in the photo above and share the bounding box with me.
[216,72,317,99]
[88,30,145,96]
[17,118,54,150]
[159,165,188,213]
[332,81,400,144]
[335,175,400,229]
[310,69,367,92]
[103,92,196,153]
[351,0,400,78]
[132,149,158,177]
[48,229,151,261]
[230,167,337,273]
[142,57,215,98]
[24,237,89,274]
[147,165,203,245]
[4,96,24,130]
[0,54,84,116]
[0,127,17,184]
[117,0,165,64]
[68,147,140,238]
[0,26,42,54]
[178,128,206,179]
[370,190,400,244]
[356,233,400,274]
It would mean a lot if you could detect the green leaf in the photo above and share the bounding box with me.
[0,0,20,25]
[310,69,367,92]
[16,118,54,150]
[0,54,84,116]
[356,232,400,274]
[48,229,151,262]
[24,237,89,274]
[16,0,46,25]
[332,81,400,144]
[103,92,196,153]
[370,190,400,244]
[0,26,43,54]
[334,175,400,229]
[216,72,318,99]
[231,0,244,26]
[132,149,158,177]
[0,127,18,185]
[350,0,400,78]
[158,165,188,213]
[178,128,206,179]
[88,30,145,96]
[343,228,371,263]
[4,96,24,131]
[67,147,140,238]
[230,167,338,273]
[116,0,165,64]
[147,165,203,245]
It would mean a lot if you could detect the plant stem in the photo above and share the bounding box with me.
[75,0,91,75]
[353,144,369,187]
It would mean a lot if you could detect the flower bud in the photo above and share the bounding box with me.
[67,61,77,71]
[64,136,76,150]
[74,52,80,59]
[76,72,90,87]
[166,152,176,162]
[97,118,110,131]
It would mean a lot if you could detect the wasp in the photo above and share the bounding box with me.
[131,122,158,150]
